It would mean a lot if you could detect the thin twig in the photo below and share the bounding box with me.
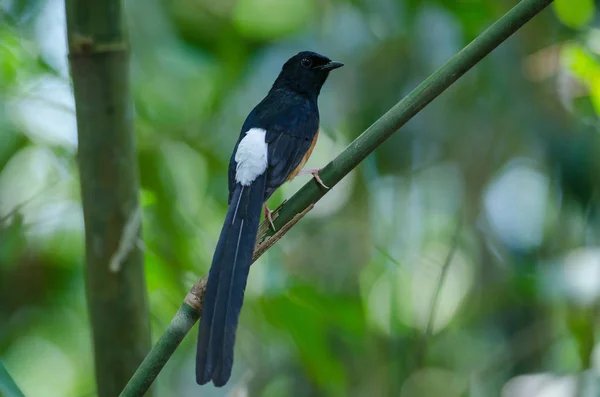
[426,219,463,333]
[0,178,60,225]
[0,360,25,397]
[109,206,142,272]
[374,244,403,267]
[183,203,315,313]
[252,204,314,261]
[417,215,463,365]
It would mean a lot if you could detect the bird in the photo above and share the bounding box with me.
[195,51,343,387]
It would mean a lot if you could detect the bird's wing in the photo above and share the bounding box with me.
[263,132,314,199]
[228,95,319,202]
[263,102,318,200]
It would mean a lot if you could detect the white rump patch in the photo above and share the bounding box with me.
[234,128,268,186]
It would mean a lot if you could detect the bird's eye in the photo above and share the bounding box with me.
[301,58,312,68]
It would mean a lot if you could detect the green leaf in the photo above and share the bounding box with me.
[260,286,349,394]
[565,305,595,369]
[0,361,25,397]
[561,43,600,114]
[553,0,594,29]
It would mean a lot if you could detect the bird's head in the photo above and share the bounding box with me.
[271,51,343,97]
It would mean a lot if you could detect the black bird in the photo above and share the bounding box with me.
[196,51,343,387]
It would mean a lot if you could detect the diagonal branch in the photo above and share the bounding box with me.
[0,360,25,397]
[119,0,554,395]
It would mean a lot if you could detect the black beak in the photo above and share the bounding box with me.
[318,61,344,71]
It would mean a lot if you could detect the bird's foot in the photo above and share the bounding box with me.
[264,204,276,231]
[298,168,329,190]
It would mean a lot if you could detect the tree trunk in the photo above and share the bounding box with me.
[65,1,152,396]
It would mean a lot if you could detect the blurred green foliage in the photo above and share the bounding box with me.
[553,0,594,29]
[1,0,600,396]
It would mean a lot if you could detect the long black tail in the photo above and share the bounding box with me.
[196,174,266,387]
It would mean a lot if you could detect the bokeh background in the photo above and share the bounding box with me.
[1,0,600,396]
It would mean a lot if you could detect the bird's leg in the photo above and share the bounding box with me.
[264,204,276,231]
[297,168,329,190]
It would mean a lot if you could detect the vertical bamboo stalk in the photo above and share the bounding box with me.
[65,1,152,396]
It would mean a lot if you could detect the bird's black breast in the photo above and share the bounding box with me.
[228,90,320,202]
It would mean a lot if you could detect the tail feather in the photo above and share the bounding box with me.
[196,174,266,386]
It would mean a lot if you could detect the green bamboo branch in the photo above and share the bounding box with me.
[120,0,554,395]
[0,360,25,397]
[65,1,152,396]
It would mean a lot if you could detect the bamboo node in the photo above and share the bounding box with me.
[69,33,128,55]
